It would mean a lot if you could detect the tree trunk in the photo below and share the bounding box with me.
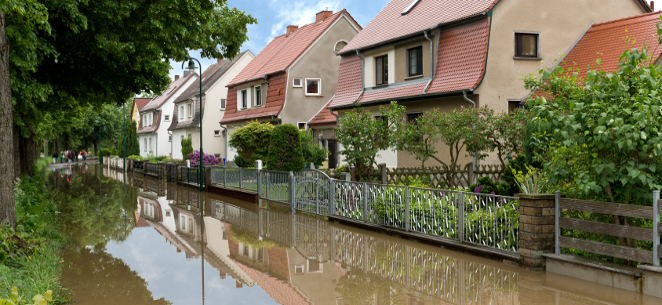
[0,10,15,226]
[19,129,38,176]
[57,136,61,152]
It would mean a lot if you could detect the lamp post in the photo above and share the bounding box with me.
[182,58,204,191]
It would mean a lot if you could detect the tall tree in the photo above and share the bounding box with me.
[0,8,15,225]
[118,120,140,157]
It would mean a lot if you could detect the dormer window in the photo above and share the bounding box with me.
[407,46,423,77]
[255,86,262,106]
[401,0,421,15]
[179,105,185,121]
[241,89,248,109]
[187,103,192,119]
[376,55,388,86]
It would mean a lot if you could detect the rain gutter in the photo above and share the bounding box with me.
[463,89,477,178]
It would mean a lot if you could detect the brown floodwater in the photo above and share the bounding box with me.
[48,164,662,305]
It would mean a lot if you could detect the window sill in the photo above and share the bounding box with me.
[305,94,323,97]
[373,84,388,89]
[404,75,423,80]
[513,56,541,60]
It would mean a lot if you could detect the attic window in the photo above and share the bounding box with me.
[401,0,421,15]
[293,78,303,88]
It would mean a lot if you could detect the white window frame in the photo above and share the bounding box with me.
[187,103,192,119]
[164,115,170,122]
[179,105,185,122]
[220,99,226,110]
[214,130,221,137]
[144,138,147,152]
[293,78,303,88]
[241,89,248,109]
[169,134,172,142]
[254,86,262,106]
[304,78,321,96]
[297,122,307,131]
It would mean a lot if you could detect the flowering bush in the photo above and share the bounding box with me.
[187,150,219,166]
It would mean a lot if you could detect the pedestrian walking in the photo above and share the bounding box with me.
[67,150,72,164]
[52,151,58,164]
[81,150,87,162]
[60,151,65,163]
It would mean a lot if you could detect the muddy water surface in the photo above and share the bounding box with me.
[49,164,661,305]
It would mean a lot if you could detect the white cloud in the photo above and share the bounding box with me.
[266,0,346,44]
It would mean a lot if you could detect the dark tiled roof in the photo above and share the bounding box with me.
[339,0,498,54]
[168,96,205,131]
[142,72,197,111]
[176,52,250,103]
[137,110,161,134]
[228,10,358,87]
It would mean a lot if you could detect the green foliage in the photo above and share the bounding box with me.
[128,155,142,160]
[499,154,528,195]
[523,120,555,168]
[181,138,193,162]
[229,122,274,166]
[336,102,405,181]
[300,131,327,168]
[333,165,348,176]
[117,120,140,157]
[229,226,274,249]
[524,34,662,204]
[0,287,53,305]
[511,165,550,195]
[98,148,111,164]
[392,176,431,188]
[110,147,118,156]
[32,158,51,174]
[484,108,532,167]
[267,124,305,172]
[393,105,492,188]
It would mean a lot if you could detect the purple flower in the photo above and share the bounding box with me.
[187,150,219,166]
[474,185,484,193]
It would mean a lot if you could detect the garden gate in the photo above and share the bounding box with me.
[295,169,332,215]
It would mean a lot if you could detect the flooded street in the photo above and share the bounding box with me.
[48,164,662,305]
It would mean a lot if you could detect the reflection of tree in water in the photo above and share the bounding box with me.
[229,226,274,249]
[335,269,407,305]
[62,248,171,305]
[53,169,138,248]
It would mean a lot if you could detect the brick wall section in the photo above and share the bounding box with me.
[517,193,556,270]
[268,246,290,280]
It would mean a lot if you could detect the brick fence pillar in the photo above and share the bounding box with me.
[516,193,556,270]
[157,161,165,179]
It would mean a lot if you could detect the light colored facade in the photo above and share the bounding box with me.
[137,73,198,158]
[330,0,651,168]
[222,10,361,165]
[169,51,254,160]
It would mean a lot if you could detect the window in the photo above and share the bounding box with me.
[295,264,305,274]
[293,78,303,87]
[144,139,147,152]
[220,99,226,110]
[375,116,388,129]
[180,215,186,231]
[187,103,192,118]
[181,135,184,141]
[243,245,249,256]
[241,90,248,109]
[188,134,192,139]
[179,105,185,121]
[407,46,423,77]
[407,113,423,123]
[376,55,388,86]
[165,115,170,122]
[255,86,262,106]
[508,100,523,113]
[169,134,172,142]
[298,123,307,131]
[214,130,221,137]
[305,78,321,95]
[334,40,348,52]
[515,33,539,58]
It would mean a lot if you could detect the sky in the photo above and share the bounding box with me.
[166,0,390,82]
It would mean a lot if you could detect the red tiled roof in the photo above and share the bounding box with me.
[221,73,287,123]
[133,98,152,114]
[561,11,662,79]
[137,110,161,134]
[142,72,197,111]
[339,0,498,54]
[229,10,356,86]
[331,18,491,108]
[234,260,309,305]
[308,98,338,125]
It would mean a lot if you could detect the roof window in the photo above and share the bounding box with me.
[401,0,421,15]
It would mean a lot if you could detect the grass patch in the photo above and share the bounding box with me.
[0,173,68,304]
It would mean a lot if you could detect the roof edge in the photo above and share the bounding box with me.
[591,10,660,29]
[307,95,335,124]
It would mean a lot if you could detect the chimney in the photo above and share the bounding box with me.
[174,75,180,81]
[651,1,655,11]
[217,58,222,63]
[316,10,333,23]
[286,25,299,36]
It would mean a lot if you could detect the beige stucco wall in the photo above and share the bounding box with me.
[171,128,199,160]
[393,36,434,82]
[281,15,360,126]
[476,0,646,113]
[202,52,254,159]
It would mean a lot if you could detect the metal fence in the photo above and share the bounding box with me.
[208,164,519,254]
[178,166,201,185]
[145,162,158,177]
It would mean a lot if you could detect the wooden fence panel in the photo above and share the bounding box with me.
[559,198,654,220]
[558,236,653,264]
[559,218,652,241]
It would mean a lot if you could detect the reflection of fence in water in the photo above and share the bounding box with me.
[293,214,332,262]
[332,227,519,303]
[261,209,292,247]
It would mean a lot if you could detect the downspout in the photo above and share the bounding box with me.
[168,131,172,158]
[220,123,228,165]
[352,49,366,104]
[462,90,477,181]
[422,30,436,93]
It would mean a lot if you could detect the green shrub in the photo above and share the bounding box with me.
[300,131,327,168]
[118,120,140,157]
[229,121,274,166]
[98,149,111,163]
[267,124,305,172]
[181,137,193,162]
[128,155,142,160]
[333,165,348,176]
[110,147,118,156]
[468,176,514,196]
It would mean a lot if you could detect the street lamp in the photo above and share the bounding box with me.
[182,57,204,191]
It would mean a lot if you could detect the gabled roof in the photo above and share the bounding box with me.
[560,11,662,79]
[308,97,338,126]
[132,98,152,115]
[228,10,359,87]
[339,0,498,54]
[142,72,197,112]
[176,51,252,102]
[330,18,491,108]
[137,110,161,134]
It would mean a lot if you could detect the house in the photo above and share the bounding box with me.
[138,72,198,158]
[328,0,652,168]
[307,100,339,168]
[168,51,255,160]
[221,10,362,165]
[559,11,662,78]
[131,97,152,124]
